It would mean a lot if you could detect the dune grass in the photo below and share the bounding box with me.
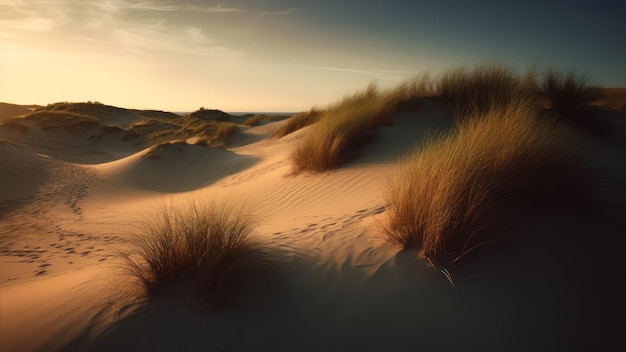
[144,118,238,148]
[287,63,611,173]
[118,200,263,308]
[434,63,535,119]
[243,114,290,126]
[273,108,323,138]
[538,68,603,122]
[290,78,433,172]
[382,98,581,271]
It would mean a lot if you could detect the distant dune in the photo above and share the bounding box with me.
[0,102,39,120]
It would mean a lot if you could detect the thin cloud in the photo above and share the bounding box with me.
[0,0,244,58]
[128,2,245,13]
[0,0,67,32]
[259,7,297,17]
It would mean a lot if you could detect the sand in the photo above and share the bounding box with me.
[1,102,625,351]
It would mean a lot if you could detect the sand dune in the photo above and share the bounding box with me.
[0,103,36,120]
[1,96,625,351]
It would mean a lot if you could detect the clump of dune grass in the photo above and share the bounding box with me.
[273,108,323,138]
[538,68,603,120]
[290,78,433,172]
[145,119,237,148]
[118,200,262,308]
[382,98,582,272]
[243,114,290,126]
[435,63,532,119]
[290,85,391,172]
[141,140,188,160]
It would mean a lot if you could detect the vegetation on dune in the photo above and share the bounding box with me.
[243,114,290,126]
[36,101,131,120]
[290,78,433,172]
[118,200,265,308]
[0,102,241,149]
[189,108,233,121]
[273,109,323,138]
[286,63,613,174]
[141,140,189,160]
[136,110,182,120]
[538,68,603,122]
[382,98,583,273]
[434,63,535,119]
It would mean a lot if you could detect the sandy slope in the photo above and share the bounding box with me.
[1,103,625,351]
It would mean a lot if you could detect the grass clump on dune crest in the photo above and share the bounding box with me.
[287,63,610,173]
[145,118,238,148]
[118,199,262,309]
[382,99,582,271]
[273,108,324,138]
[243,114,290,126]
[538,68,603,121]
[435,63,533,119]
[290,78,433,172]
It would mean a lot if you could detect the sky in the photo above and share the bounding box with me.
[1,0,625,112]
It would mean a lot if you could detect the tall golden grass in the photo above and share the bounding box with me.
[118,199,263,308]
[273,109,323,138]
[382,98,581,271]
[287,63,605,173]
[435,63,536,119]
[290,78,433,172]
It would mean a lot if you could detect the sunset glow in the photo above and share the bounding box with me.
[1,0,625,111]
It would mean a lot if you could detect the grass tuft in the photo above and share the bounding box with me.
[538,68,603,122]
[435,63,529,119]
[243,114,290,126]
[290,77,433,172]
[382,98,581,270]
[273,109,323,138]
[118,199,262,309]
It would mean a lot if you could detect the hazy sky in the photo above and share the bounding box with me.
[1,0,624,112]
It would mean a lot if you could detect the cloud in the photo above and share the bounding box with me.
[259,7,297,17]
[0,0,67,32]
[0,0,250,58]
[127,2,245,13]
[109,20,242,57]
